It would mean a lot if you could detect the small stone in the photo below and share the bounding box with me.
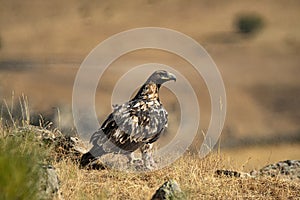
[151,180,186,200]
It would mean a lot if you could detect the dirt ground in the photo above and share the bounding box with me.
[0,0,299,166]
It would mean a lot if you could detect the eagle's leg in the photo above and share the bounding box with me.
[140,143,156,169]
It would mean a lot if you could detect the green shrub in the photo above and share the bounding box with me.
[0,128,49,200]
[235,13,264,35]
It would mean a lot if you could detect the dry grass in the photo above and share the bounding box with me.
[0,99,299,199]
[54,154,299,200]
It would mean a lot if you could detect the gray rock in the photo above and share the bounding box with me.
[215,160,300,181]
[39,165,62,200]
[151,180,186,200]
[250,160,300,181]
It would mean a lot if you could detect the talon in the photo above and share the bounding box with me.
[132,158,143,165]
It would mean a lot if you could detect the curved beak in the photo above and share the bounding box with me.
[166,72,177,82]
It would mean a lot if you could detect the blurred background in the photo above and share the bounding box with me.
[0,0,299,170]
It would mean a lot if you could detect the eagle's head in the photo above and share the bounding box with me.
[146,70,177,85]
[133,70,176,100]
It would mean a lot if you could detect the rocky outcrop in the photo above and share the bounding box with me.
[215,160,300,181]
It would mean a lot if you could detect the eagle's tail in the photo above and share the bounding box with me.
[80,145,106,168]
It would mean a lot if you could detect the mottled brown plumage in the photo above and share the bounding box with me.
[80,70,176,169]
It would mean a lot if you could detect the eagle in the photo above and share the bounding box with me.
[80,70,176,169]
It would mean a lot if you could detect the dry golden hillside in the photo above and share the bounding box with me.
[0,0,299,169]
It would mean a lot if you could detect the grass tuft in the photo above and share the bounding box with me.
[0,127,49,200]
[0,96,53,200]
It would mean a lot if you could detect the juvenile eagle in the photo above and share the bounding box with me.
[80,70,176,169]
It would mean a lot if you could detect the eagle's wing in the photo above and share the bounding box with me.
[89,112,116,146]
[113,99,168,143]
[89,99,168,153]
